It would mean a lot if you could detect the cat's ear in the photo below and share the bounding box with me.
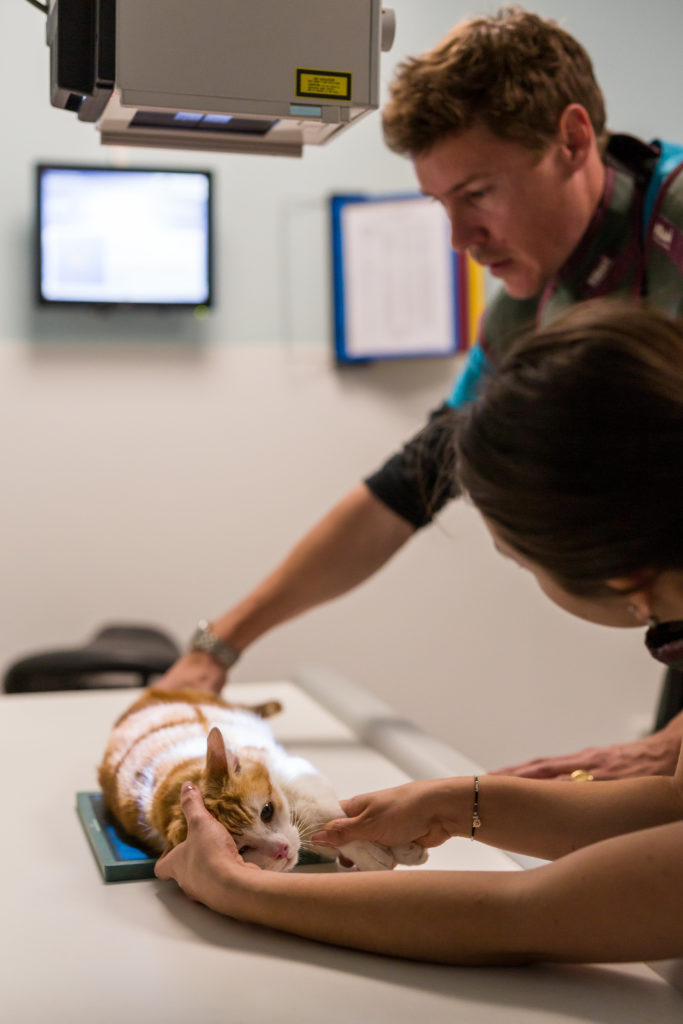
[206,726,240,782]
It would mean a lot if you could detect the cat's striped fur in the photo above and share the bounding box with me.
[99,687,429,872]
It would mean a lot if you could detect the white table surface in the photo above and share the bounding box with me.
[1,680,682,1024]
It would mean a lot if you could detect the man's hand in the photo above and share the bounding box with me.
[491,731,681,780]
[149,652,227,695]
[312,780,460,850]
[155,782,258,907]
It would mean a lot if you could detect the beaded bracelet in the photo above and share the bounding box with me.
[470,775,481,839]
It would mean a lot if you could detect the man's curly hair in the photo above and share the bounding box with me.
[382,6,607,157]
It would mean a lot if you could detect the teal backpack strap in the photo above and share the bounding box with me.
[642,140,683,313]
[447,343,492,408]
[643,140,683,232]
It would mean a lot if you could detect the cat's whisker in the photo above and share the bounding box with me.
[297,834,322,848]
[295,818,327,835]
[295,825,319,840]
[292,821,322,843]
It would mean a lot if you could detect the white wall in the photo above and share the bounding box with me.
[1,1,680,769]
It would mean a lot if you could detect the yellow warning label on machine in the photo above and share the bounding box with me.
[296,69,352,101]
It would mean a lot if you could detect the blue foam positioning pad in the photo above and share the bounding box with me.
[76,792,337,882]
[75,792,158,883]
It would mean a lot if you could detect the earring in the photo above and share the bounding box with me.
[644,617,683,669]
[626,602,652,625]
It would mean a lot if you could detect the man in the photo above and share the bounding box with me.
[156,7,683,779]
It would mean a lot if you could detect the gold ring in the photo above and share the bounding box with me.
[570,769,595,782]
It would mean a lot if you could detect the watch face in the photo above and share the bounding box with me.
[191,628,212,653]
[191,626,238,668]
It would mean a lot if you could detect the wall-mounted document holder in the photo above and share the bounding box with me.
[331,193,485,364]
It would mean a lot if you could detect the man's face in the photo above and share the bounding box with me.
[413,124,592,299]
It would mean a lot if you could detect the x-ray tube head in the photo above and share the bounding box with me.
[47,0,396,157]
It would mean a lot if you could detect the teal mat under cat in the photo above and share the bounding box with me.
[76,792,334,882]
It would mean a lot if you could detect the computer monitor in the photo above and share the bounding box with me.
[36,164,213,308]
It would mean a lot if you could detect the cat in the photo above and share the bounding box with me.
[98,687,429,872]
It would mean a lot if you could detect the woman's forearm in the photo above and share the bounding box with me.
[374,771,683,863]
[333,773,683,863]
[468,773,683,860]
[318,771,683,864]
[223,866,531,965]
[211,819,683,965]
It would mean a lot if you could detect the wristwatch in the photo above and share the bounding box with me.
[189,619,241,669]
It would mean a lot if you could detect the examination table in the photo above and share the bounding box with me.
[2,667,681,1024]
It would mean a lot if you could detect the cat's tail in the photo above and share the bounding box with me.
[248,700,282,719]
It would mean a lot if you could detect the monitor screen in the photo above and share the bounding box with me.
[36,165,213,307]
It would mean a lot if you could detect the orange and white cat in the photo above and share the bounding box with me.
[99,687,428,872]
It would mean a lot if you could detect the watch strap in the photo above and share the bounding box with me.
[189,619,241,670]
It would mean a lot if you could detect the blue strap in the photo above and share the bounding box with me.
[643,139,683,231]
[446,343,492,408]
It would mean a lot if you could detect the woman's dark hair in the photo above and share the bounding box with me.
[455,302,683,596]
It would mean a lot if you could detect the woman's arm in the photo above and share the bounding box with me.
[156,783,683,965]
[465,771,683,859]
[232,822,683,964]
[311,756,683,861]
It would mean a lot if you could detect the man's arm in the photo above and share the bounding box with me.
[154,402,460,694]
[208,482,415,649]
[154,482,415,693]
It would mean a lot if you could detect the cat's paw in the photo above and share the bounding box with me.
[337,840,395,871]
[390,842,429,866]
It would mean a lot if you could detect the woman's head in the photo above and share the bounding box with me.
[455,303,683,623]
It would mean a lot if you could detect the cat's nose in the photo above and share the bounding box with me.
[273,842,289,860]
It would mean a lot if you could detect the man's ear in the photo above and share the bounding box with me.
[557,103,594,168]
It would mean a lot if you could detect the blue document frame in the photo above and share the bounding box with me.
[331,193,468,364]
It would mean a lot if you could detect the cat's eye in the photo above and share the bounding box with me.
[238,845,250,856]
[260,802,274,822]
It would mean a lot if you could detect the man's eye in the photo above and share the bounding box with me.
[238,845,250,856]
[261,802,274,822]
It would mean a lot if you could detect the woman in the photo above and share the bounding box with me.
[155,303,683,965]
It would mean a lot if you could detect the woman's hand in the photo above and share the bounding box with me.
[312,779,463,850]
[155,782,259,908]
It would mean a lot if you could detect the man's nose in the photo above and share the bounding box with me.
[449,211,486,252]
